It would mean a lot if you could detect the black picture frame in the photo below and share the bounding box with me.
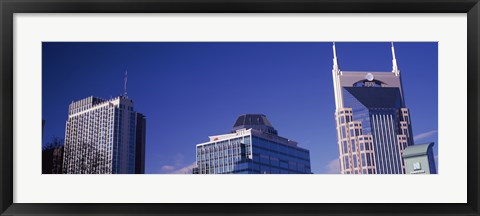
[1,0,479,215]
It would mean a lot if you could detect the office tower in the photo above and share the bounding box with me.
[402,142,437,174]
[62,96,145,174]
[195,114,311,174]
[332,42,414,174]
[135,113,146,174]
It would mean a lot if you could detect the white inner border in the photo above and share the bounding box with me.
[13,14,467,203]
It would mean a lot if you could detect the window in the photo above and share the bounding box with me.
[344,156,349,169]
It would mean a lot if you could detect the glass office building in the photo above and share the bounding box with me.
[331,43,414,174]
[63,96,146,174]
[194,114,311,174]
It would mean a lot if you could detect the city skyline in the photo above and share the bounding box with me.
[42,42,438,174]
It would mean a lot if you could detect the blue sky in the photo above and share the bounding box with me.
[42,42,438,174]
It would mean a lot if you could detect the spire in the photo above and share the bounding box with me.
[391,42,400,76]
[332,42,343,109]
[332,42,340,72]
[124,70,128,98]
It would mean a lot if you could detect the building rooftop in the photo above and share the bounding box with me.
[402,142,435,158]
[233,114,272,128]
[232,114,278,135]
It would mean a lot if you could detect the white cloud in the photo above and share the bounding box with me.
[325,158,341,174]
[171,162,197,174]
[413,130,438,142]
[159,162,197,174]
[157,153,191,174]
[160,165,175,171]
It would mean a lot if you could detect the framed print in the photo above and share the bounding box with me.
[1,0,479,215]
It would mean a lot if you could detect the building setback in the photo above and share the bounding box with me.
[62,96,146,174]
[194,114,311,174]
[331,42,414,174]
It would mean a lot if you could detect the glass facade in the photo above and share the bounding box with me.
[196,135,252,174]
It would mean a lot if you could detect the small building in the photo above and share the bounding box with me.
[402,142,437,174]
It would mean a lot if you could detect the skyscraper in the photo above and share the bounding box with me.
[62,96,146,174]
[194,114,311,174]
[332,42,414,174]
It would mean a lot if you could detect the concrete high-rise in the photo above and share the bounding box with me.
[194,114,311,174]
[62,96,146,174]
[331,42,414,174]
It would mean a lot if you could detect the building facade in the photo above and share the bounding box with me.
[62,96,145,174]
[332,43,414,174]
[195,114,311,174]
[402,142,437,174]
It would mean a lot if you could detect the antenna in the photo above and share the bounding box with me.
[332,42,343,109]
[332,42,339,72]
[124,70,128,98]
[391,42,400,76]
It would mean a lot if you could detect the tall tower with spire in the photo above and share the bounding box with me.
[331,42,414,174]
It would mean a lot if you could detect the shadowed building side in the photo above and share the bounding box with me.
[135,113,146,174]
